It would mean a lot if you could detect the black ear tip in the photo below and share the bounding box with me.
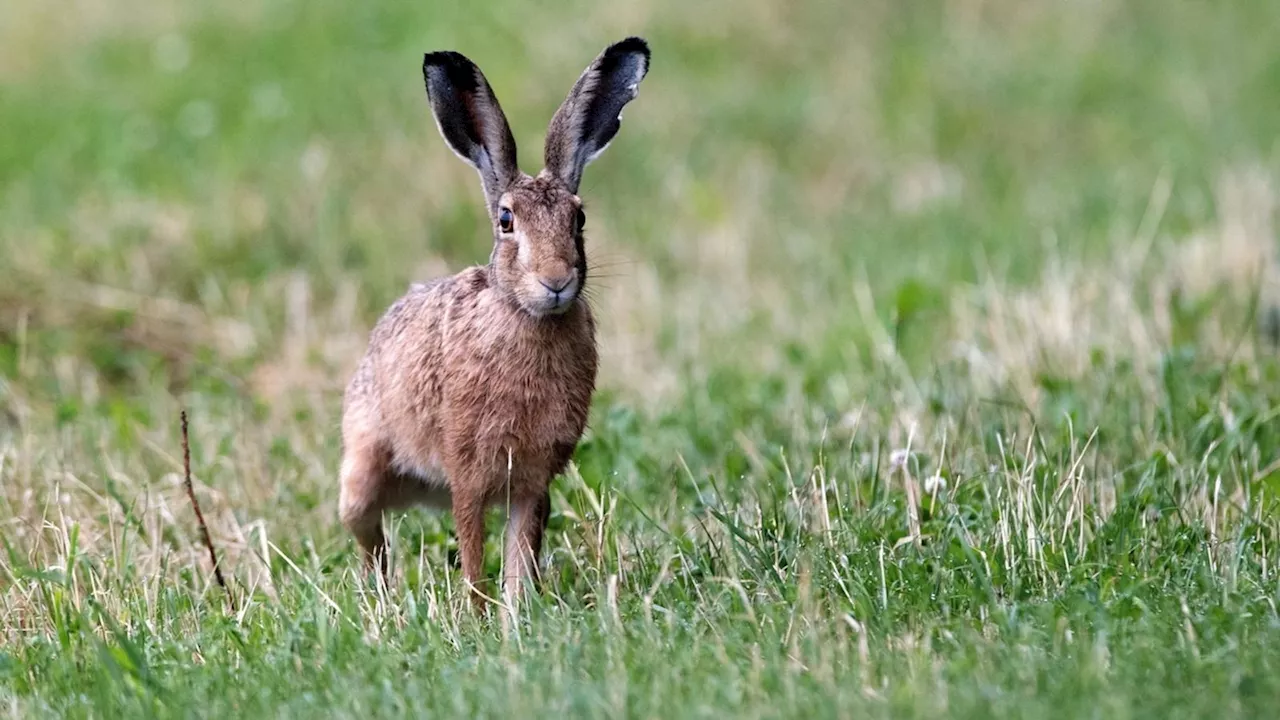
[424,49,471,71]
[422,50,482,92]
[607,37,651,62]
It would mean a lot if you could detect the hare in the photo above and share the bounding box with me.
[339,38,651,608]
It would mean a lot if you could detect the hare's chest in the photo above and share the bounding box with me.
[444,321,597,462]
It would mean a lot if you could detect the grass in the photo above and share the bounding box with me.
[3,0,1280,716]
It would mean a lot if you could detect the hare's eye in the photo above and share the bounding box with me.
[574,208,586,233]
[498,207,514,234]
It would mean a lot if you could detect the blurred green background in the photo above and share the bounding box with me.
[5,0,1277,406]
[3,0,1280,716]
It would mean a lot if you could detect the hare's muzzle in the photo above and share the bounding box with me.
[535,271,580,314]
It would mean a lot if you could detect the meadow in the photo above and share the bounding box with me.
[3,0,1280,716]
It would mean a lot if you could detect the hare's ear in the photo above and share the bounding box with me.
[423,51,520,214]
[544,37,650,193]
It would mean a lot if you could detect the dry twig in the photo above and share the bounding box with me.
[181,410,236,613]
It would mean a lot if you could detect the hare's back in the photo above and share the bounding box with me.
[349,272,476,413]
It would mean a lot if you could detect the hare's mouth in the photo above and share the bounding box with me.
[520,274,580,317]
[524,291,578,318]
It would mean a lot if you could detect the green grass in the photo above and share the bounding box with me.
[3,0,1280,717]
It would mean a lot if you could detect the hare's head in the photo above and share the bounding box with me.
[422,38,650,317]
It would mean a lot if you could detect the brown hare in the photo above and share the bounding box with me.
[339,38,650,608]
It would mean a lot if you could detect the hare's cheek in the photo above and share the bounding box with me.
[515,233,532,267]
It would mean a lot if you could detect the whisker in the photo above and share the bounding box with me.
[588,261,635,274]
[586,249,640,266]
[588,252,639,262]
[588,266,636,277]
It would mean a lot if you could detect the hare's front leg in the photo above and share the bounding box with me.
[450,479,490,610]
[503,491,551,606]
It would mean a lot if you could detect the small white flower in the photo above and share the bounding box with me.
[889,449,910,469]
[923,474,947,494]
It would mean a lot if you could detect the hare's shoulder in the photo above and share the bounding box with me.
[368,267,491,339]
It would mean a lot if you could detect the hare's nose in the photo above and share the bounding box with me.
[539,276,574,294]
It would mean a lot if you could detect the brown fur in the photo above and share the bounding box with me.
[339,38,649,610]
